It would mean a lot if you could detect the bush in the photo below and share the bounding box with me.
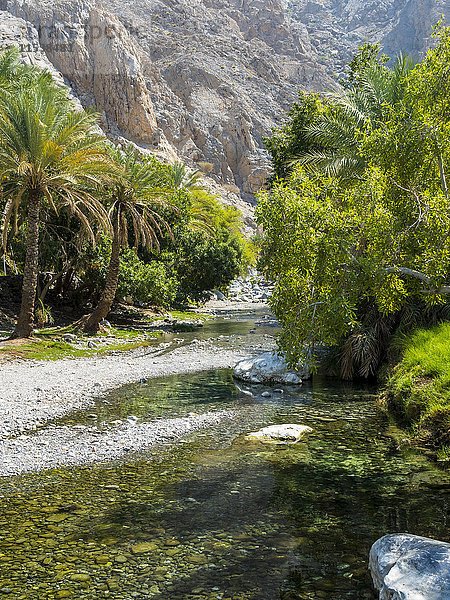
[118,250,178,307]
[84,241,177,308]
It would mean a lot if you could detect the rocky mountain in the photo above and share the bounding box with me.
[0,0,446,220]
[0,0,335,221]
[288,0,450,79]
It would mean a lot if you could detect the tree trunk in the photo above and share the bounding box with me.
[76,210,121,334]
[12,191,41,339]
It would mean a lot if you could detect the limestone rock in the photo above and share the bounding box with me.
[246,423,313,443]
[289,0,450,81]
[369,533,450,600]
[0,0,334,203]
[233,351,309,385]
[2,0,445,214]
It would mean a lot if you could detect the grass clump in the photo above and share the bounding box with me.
[384,322,450,450]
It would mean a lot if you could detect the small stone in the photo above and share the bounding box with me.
[107,579,119,591]
[70,573,90,582]
[188,555,208,564]
[131,542,158,554]
[47,514,69,523]
[115,555,128,564]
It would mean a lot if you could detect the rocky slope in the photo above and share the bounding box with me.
[0,0,334,212]
[288,0,450,79]
[0,0,446,214]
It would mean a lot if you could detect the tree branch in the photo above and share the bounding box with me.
[383,266,450,294]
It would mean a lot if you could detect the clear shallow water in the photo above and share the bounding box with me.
[0,370,449,600]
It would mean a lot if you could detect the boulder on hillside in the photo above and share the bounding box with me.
[369,534,450,600]
[245,424,313,444]
[233,351,309,385]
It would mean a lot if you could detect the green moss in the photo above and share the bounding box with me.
[152,310,210,322]
[384,322,450,449]
[0,330,161,361]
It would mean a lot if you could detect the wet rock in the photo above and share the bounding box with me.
[70,573,90,582]
[369,534,450,600]
[131,542,158,554]
[245,424,313,444]
[212,290,225,301]
[233,351,309,385]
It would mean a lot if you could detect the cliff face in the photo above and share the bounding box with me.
[288,0,450,79]
[0,0,335,205]
[0,0,446,209]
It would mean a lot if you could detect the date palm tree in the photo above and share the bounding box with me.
[76,146,174,333]
[292,54,414,179]
[0,75,114,338]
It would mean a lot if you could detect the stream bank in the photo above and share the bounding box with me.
[0,369,449,600]
[0,306,276,475]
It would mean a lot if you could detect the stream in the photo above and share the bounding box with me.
[0,309,449,599]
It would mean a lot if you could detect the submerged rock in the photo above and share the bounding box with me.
[369,534,450,600]
[233,351,309,385]
[245,424,313,444]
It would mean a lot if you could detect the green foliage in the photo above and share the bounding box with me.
[264,92,325,180]
[35,299,54,328]
[171,230,242,303]
[118,251,177,307]
[344,43,390,88]
[264,46,414,181]
[384,323,450,449]
[84,239,177,308]
[258,26,450,376]
[160,190,252,303]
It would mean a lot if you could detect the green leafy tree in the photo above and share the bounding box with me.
[264,92,325,180]
[265,45,413,182]
[258,29,450,376]
[257,163,450,371]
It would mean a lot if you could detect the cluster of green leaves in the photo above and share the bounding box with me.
[259,26,450,376]
[82,239,178,308]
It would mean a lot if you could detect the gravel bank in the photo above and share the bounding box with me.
[0,340,251,440]
[0,410,236,477]
[0,303,276,477]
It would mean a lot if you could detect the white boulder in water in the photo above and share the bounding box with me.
[369,534,450,600]
[245,424,313,444]
[233,351,309,385]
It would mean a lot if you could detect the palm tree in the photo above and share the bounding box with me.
[170,161,203,191]
[0,75,114,338]
[292,55,415,179]
[76,146,174,333]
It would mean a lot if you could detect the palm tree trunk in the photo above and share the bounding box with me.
[12,191,41,338]
[77,209,121,333]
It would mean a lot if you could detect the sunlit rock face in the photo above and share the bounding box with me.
[0,0,334,202]
[234,351,310,384]
[0,0,446,203]
[369,534,450,600]
[288,0,450,80]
